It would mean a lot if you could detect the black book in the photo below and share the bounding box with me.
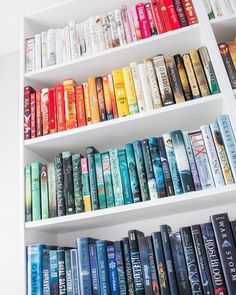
[160,225,178,295]
[180,226,203,294]
[57,248,67,295]
[200,223,227,295]
[122,237,135,295]
[87,146,99,210]
[191,225,214,295]
[54,153,66,216]
[211,213,236,294]
[231,220,236,245]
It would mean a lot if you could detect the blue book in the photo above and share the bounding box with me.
[49,250,59,295]
[217,114,236,181]
[57,248,67,295]
[122,237,135,295]
[114,241,127,295]
[42,248,51,295]
[65,250,73,295]
[101,152,115,208]
[107,245,120,295]
[27,244,43,295]
[77,237,96,295]
[96,240,111,295]
[148,137,167,198]
[89,244,100,295]
[118,149,133,205]
[70,249,80,295]
[87,146,99,210]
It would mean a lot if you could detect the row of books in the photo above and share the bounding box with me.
[25,0,198,73]
[218,38,236,89]
[24,46,220,140]
[27,212,236,294]
[203,0,235,19]
[25,114,236,222]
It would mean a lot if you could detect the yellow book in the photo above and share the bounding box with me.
[122,66,139,114]
[228,41,236,70]
[112,69,129,117]
[88,76,100,124]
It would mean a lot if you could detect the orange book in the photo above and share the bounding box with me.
[102,75,114,120]
[36,89,42,137]
[48,88,57,134]
[56,84,66,132]
[83,82,92,125]
[88,76,100,124]
[63,79,77,130]
[75,85,87,127]
[41,88,50,136]
[108,74,118,119]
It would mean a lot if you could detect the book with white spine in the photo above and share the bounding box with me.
[64,26,72,61]
[107,11,120,47]
[209,0,224,17]
[89,17,100,53]
[95,15,106,51]
[47,29,56,66]
[55,28,61,64]
[83,20,93,55]
[127,8,137,42]
[75,23,82,56]
[114,9,127,45]
[60,28,67,63]
[130,62,146,112]
[102,13,113,49]
[220,0,233,15]
[138,63,153,110]
[121,5,132,43]
[69,20,79,60]
[35,34,42,70]
[79,22,86,56]
[25,36,35,72]
[41,31,48,68]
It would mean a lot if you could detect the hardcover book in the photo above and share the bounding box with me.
[130,62,146,112]
[40,164,49,219]
[219,43,236,89]
[56,84,66,132]
[75,85,86,127]
[48,88,57,134]
[50,250,59,295]
[101,152,115,208]
[54,153,66,216]
[122,237,135,295]
[57,248,67,295]
[138,63,154,110]
[65,250,73,295]
[135,3,152,39]
[71,249,80,295]
[41,88,50,135]
[25,166,32,222]
[28,244,43,295]
[31,162,41,221]
[30,92,36,138]
[81,158,92,212]
[88,77,101,123]
[89,244,100,295]
[102,75,114,120]
[107,245,119,295]
[63,79,77,129]
[95,153,107,209]
[47,162,57,218]
[114,241,127,295]
[96,76,107,121]
[72,154,84,213]
[36,89,42,136]
[173,0,189,27]
[87,146,99,210]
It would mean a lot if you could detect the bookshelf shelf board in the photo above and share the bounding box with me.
[211,14,236,43]
[210,13,236,25]
[24,94,223,161]
[24,24,200,88]
[25,184,236,234]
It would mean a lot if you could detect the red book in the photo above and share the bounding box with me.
[75,85,87,127]
[30,92,36,139]
[48,88,57,134]
[150,0,166,34]
[182,0,198,25]
[108,74,118,119]
[145,3,157,35]
[157,0,172,32]
[96,77,107,122]
[55,84,66,132]
[36,89,42,137]
[24,86,35,140]
[41,88,50,136]
[173,0,188,27]
[135,3,152,39]
[164,0,181,30]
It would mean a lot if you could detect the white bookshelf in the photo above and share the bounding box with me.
[20,0,236,293]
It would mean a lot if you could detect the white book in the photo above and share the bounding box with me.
[138,63,153,110]
[202,0,214,16]
[25,36,35,72]
[83,20,93,56]
[102,13,113,49]
[127,8,137,42]
[120,5,132,43]
[35,34,41,70]
[69,20,79,60]
[41,31,48,68]
[75,23,82,57]
[95,15,106,51]
[220,0,233,15]
[79,22,87,56]
[209,0,224,17]
[89,17,100,53]
[60,28,67,63]
[114,9,127,46]
[64,26,71,62]
[55,28,61,64]
[47,29,56,66]
[130,62,146,112]
[107,11,120,47]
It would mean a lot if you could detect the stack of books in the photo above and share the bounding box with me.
[25,114,236,222]
[203,0,235,19]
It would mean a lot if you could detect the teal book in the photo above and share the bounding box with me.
[95,153,107,209]
[101,152,115,208]
[125,144,142,203]
[47,162,57,218]
[40,164,49,219]
[118,149,133,205]
[72,154,84,213]
[133,140,150,201]
[87,146,99,210]
[109,148,124,206]
[31,162,41,221]
[25,166,32,222]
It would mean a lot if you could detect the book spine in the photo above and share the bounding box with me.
[201,223,227,295]
[57,249,67,295]
[60,28,67,63]
[47,29,56,66]
[130,62,146,112]
[150,0,166,34]
[157,137,174,196]
[40,164,49,219]
[136,3,152,39]
[107,11,120,48]
[203,0,215,19]
[89,17,100,53]
[63,79,77,129]
[25,166,32,222]
[231,220,236,245]
[112,69,129,117]
[69,20,79,59]
[48,88,57,134]
[114,241,127,295]
[41,88,50,135]
[228,41,236,69]
[41,31,48,68]
[211,213,236,293]
[109,148,124,206]
[102,75,114,120]
[54,153,66,216]
[81,158,92,212]
[83,82,92,124]
[145,3,158,35]
[182,0,198,24]
[141,139,158,200]
[65,251,73,295]
[25,37,35,72]
[165,56,185,103]
[72,154,84,213]
[50,250,59,295]
[133,141,150,201]
[164,0,181,30]
[210,123,234,185]
[88,76,100,123]
[56,84,66,132]
[83,20,93,55]
[125,143,142,203]
[209,0,223,17]
[138,63,153,111]
[75,85,86,127]
[55,28,61,64]
[95,153,106,209]
[107,245,119,295]
[131,6,142,40]
[114,9,127,46]
[87,146,99,210]
[62,151,75,214]
[30,92,36,139]
[108,74,118,119]
[89,244,100,295]
[217,114,236,181]
[163,133,183,195]
[127,8,137,42]
[173,0,189,27]
[95,15,106,51]
[157,0,173,31]
[122,237,135,295]
[96,76,107,121]
[118,149,133,205]
[121,5,133,43]
[65,25,72,60]
[36,89,42,137]
[180,227,203,294]
[101,152,115,208]
[31,162,41,221]
[153,55,174,105]
[170,130,195,192]
[219,43,236,89]
[71,249,80,295]
[47,162,57,218]
[24,86,33,139]
[122,66,139,114]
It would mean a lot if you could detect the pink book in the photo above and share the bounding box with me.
[135,3,152,39]
[127,8,137,42]
[121,5,133,43]
[131,6,142,40]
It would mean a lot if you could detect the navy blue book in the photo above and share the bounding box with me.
[70,249,80,295]
[160,225,178,295]
[114,240,127,295]
[42,247,51,295]
[77,237,96,295]
[138,236,153,295]
[146,236,160,295]
[122,237,135,295]
[65,250,73,295]
[87,146,99,210]
[151,232,170,295]
[89,243,100,295]
[96,240,111,295]
[49,250,59,295]
[170,232,191,294]
[191,225,214,295]
[57,248,67,295]
[231,220,236,245]
[107,244,120,295]
[128,230,145,294]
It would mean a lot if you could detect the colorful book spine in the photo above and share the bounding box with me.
[150,0,166,34]
[157,0,172,31]
[40,164,49,219]
[55,84,66,132]
[145,3,158,35]
[114,241,127,295]
[48,88,57,134]
[83,82,92,125]
[65,250,73,295]
[101,153,115,208]
[30,92,36,138]
[75,85,86,127]
[63,79,77,129]
[54,153,66,216]
[122,237,135,295]
[107,245,119,295]
[72,154,84,213]
[71,249,80,295]
[135,3,152,39]
[121,5,132,43]
[131,7,142,40]
[102,75,114,120]
[219,43,236,89]
[57,249,67,295]
[96,76,107,122]
[89,244,100,295]
[108,74,118,119]
[138,63,153,110]
[50,250,59,295]
[41,88,50,136]
[31,162,41,221]
[173,0,189,27]
[228,41,236,69]
[130,62,146,112]
[164,0,181,30]
[182,0,198,24]
[87,146,99,210]
[88,77,101,124]
[95,153,106,209]
[81,158,92,212]
[25,166,32,222]
[36,89,42,137]
[127,8,137,42]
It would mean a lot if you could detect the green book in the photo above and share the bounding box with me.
[40,164,49,219]
[31,162,41,221]
[95,153,106,209]
[72,154,84,213]
[47,162,57,218]
[101,153,115,208]
[109,148,124,206]
[87,146,99,210]
[25,166,32,222]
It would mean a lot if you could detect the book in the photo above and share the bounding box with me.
[114,241,127,294]
[150,0,166,34]
[89,244,100,295]
[48,88,57,134]
[96,76,107,122]
[173,0,189,27]
[102,75,114,120]
[121,5,132,43]
[228,41,236,69]
[108,74,118,119]
[69,20,79,59]
[65,250,73,295]
[136,3,152,39]
[89,17,100,53]
[138,63,154,111]
[50,250,59,295]
[25,36,35,72]
[71,249,80,295]
[81,158,92,212]
[40,164,49,219]
[122,237,135,295]
[182,0,198,24]
[27,244,43,294]
[63,79,77,129]
[57,248,67,295]
[131,6,142,40]
[164,0,181,30]
[88,77,101,123]
[95,153,106,209]
[31,162,41,221]
[145,3,157,35]
[55,84,66,132]
[107,11,120,48]
[75,85,86,127]
[157,0,172,31]
[114,9,127,45]
[54,153,66,216]
[231,220,236,245]
[101,152,115,208]
[219,43,236,89]
[102,13,113,49]
[83,82,92,125]
[25,166,32,222]
[72,154,84,213]
[36,89,42,137]
[127,8,137,42]
[30,92,36,138]
[107,245,119,294]
[41,31,48,67]
[203,0,215,19]
[41,88,50,136]
[96,15,106,51]
[87,146,99,210]
[209,0,223,17]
